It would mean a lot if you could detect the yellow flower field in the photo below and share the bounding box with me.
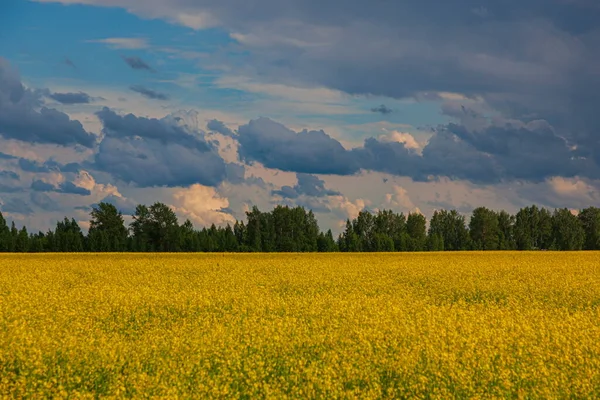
[1,252,599,399]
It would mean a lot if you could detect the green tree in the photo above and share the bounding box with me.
[130,203,180,252]
[317,229,338,252]
[579,207,600,250]
[497,210,516,250]
[0,212,9,252]
[88,202,128,251]
[245,206,263,252]
[405,212,427,251]
[514,205,553,250]
[428,210,470,251]
[54,218,84,252]
[469,207,500,250]
[131,204,152,251]
[15,226,29,252]
[8,221,18,252]
[551,208,585,250]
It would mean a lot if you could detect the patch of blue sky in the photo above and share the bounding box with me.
[0,1,233,90]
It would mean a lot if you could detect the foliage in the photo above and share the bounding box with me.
[0,202,596,252]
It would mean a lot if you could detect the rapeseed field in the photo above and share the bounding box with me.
[1,252,599,398]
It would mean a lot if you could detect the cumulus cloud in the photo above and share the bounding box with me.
[170,184,236,226]
[0,183,22,193]
[94,108,228,187]
[207,119,235,137]
[0,59,96,147]
[234,116,596,185]
[0,197,33,215]
[0,170,19,180]
[129,85,169,100]
[273,173,340,198]
[18,158,81,173]
[385,185,418,212]
[378,130,421,152]
[237,117,358,175]
[31,179,91,196]
[53,0,600,183]
[30,192,62,212]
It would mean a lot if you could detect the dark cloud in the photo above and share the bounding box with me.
[147,0,599,181]
[31,180,91,196]
[237,117,358,175]
[59,181,92,196]
[371,104,393,115]
[225,163,246,184]
[30,192,62,212]
[46,91,92,104]
[0,197,33,215]
[94,108,228,187]
[0,59,96,147]
[207,119,235,137]
[0,183,22,193]
[129,85,169,100]
[122,56,154,71]
[273,173,340,198]
[236,116,598,184]
[31,180,56,192]
[18,158,81,174]
[0,152,16,160]
[0,170,19,180]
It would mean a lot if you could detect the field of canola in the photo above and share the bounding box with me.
[1,252,600,398]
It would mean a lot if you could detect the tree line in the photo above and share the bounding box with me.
[0,202,599,252]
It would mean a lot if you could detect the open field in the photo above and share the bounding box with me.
[1,253,600,398]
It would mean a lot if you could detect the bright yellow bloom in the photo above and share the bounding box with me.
[0,252,599,398]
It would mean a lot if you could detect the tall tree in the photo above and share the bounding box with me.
[497,210,516,250]
[551,208,585,250]
[405,212,427,251]
[0,212,9,252]
[317,229,338,252]
[579,207,600,250]
[88,202,128,252]
[514,205,553,250]
[428,210,470,251]
[469,207,500,250]
[15,226,29,252]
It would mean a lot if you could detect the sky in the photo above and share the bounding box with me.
[0,0,599,233]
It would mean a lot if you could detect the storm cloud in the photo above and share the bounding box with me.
[236,116,597,184]
[94,108,228,187]
[0,59,96,147]
[237,117,358,175]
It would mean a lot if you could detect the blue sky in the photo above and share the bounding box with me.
[1,0,599,232]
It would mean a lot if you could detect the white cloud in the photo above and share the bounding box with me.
[87,37,149,49]
[175,12,219,30]
[378,129,422,153]
[384,185,418,212]
[170,184,235,227]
